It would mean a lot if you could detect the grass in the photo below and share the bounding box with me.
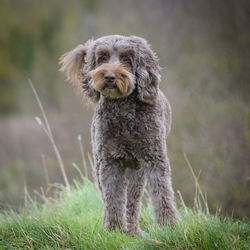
[0,177,249,249]
[1,82,248,249]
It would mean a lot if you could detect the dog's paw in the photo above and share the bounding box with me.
[125,227,145,237]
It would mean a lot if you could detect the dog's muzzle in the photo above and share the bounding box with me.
[90,62,135,98]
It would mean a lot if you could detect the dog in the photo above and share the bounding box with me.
[60,35,179,236]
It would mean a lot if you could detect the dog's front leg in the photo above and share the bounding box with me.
[126,168,146,236]
[100,161,127,231]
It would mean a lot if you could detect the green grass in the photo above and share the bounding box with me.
[0,178,249,249]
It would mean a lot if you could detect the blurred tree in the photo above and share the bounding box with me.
[9,26,34,71]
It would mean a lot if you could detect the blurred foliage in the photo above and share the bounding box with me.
[0,0,249,219]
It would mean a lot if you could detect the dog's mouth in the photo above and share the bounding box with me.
[104,83,118,90]
[102,82,123,98]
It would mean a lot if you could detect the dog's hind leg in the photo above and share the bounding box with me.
[146,157,180,225]
[126,168,146,236]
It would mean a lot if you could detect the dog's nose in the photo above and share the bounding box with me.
[104,72,116,82]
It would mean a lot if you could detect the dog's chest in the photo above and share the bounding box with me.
[93,94,160,160]
[97,99,137,140]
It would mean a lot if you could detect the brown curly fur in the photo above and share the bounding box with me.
[60,35,179,236]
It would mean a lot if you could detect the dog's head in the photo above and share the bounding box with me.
[59,35,160,103]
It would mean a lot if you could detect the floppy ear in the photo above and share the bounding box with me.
[135,38,161,104]
[59,41,100,102]
[59,44,86,86]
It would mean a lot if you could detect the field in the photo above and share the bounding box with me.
[1,175,249,249]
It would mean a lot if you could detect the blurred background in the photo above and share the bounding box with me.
[0,0,249,219]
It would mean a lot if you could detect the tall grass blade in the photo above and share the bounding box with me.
[41,154,49,186]
[29,79,70,190]
[183,152,209,215]
[78,134,89,179]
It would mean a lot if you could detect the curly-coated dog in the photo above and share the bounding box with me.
[60,35,179,236]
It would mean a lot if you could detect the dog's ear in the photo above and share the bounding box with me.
[135,38,161,104]
[59,40,100,102]
[59,44,87,86]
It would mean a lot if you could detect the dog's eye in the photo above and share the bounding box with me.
[120,55,130,64]
[97,55,108,64]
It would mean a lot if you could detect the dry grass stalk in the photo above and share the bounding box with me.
[41,154,49,186]
[177,190,188,214]
[183,152,210,215]
[194,182,199,214]
[29,79,70,190]
[87,152,94,180]
[78,134,89,179]
[87,152,99,188]
[97,233,107,250]
[24,180,34,208]
[33,187,48,204]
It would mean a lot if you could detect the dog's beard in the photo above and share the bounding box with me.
[90,62,135,98]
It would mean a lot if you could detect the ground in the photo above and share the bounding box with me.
[0,175,249,249]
